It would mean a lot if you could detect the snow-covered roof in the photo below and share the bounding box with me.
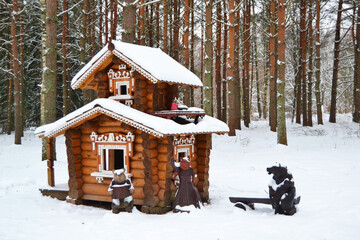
[35,99,229,139]
[71,41,203,89]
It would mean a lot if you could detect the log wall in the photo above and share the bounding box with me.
[65,129,83,204]
[194,134,212,202]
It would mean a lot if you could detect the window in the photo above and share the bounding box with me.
[115,81,130,97]
[120,85,128,95]
[98,145,126,173]
[177,148,189,163]
[102,148,125,171]
[90,132,135,182]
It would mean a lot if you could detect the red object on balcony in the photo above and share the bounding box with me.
[171,101,178,110]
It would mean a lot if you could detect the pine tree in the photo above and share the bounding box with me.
[277,0,287,145]
[227,0,236,136]
[269,0,277,132]
[204,0,213,116]
[353,2,360,123]
[315,0,323,124]
[329,0,343,123]
[243,0,251,127]
[11,0,21,144]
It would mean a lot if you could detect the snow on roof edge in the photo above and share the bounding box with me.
[35,99,229,139]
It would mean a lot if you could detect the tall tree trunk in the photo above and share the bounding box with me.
[263,31,269,120]
[329,0,343,123]
[110,0,114,39]
[122,0,137,43]
[62,0,69,116]
[7,56,13,135]
[91,0,96,56]
[81,0,91,104]
[190,0,195,107]
[307,0,314,126]
[139,0,145,45]
[156,3,160,47]
[269,0,277,132]
[215,2,222,119]
[353,3,360,123]
[315,0,323,124]
[227,0,236,135]
[163,0,168,52]
[173,0,179,61]
[183,0,191,106]
[243,0,251,127]
[300,0,308,126]
[234,0,240,129]
[113,1,118,40]
[222,1,228,123]
[204,0,213,116]
[234,0,241,129]
[12,0,21,144]
[41,0,58,186]
[19,0,24,137]
[253,0,262,119]
[99,0,103,47]
[277,0,287,145]
[105,0,109,43]
[200,5,204,109]
[149,5,154,46]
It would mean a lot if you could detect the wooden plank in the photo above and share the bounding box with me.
[82,183,109,196]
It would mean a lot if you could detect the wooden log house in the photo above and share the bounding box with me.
[35,41,229,213]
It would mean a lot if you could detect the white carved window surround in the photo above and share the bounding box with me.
[108,64,135,104]
[90,131,134,182]
[173,135,195,162]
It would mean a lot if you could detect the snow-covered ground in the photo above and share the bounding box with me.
[1,115,360,240]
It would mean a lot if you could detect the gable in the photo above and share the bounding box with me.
[71,41,203,90]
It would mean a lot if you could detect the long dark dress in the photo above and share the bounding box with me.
[173,167,201,209]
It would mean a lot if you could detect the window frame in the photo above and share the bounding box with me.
[98,144,127,174]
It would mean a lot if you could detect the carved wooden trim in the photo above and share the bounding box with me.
[173,135,195,161]
[90,131,135,175]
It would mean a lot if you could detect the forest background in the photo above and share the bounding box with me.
[1,0,360,146]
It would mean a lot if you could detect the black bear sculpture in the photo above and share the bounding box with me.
[230,165,300,216]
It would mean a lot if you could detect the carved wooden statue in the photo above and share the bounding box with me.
[108,169,134,213]
[171,157,201,210]
[230,165,300,216]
